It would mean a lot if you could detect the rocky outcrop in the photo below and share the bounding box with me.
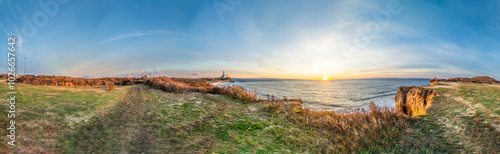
[430,78,438,85]
[395,86,437,116]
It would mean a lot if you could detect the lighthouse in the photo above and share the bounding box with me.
[221,71,228,79]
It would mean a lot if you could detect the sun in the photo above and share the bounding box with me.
[322,76,328,81]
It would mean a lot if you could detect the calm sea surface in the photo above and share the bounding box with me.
[225,78,430,112]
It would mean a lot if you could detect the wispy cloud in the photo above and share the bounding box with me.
[99,30,186,45]
[339,22,355,26]
[340,36,384,46]
[100,33,147,45]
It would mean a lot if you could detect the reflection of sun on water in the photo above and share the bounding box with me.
[322,76,328,81]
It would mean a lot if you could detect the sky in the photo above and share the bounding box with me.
[0,0,499,80]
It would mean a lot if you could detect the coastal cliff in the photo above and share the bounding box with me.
[398,76,499,116]
[395,86,437,116]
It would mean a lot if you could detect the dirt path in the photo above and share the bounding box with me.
[486,84,500,88]
[62,86,240,153]
[64,86,166,153]
[425,81,461,89]
[429,92,500,153]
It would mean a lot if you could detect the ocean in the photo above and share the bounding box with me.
[225,78,430,112]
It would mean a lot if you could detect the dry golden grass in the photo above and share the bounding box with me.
[145,77,213,93]
[210,85,258,102]
[263,99,410,152]
[106,82,115,91]
[8,75,141,87]
[171,78,214,88]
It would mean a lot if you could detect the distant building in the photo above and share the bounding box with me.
[221,71,229,79]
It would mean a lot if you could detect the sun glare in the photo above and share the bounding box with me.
[322,76,328,81]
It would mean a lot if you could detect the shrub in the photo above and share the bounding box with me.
[106,82,115,91]
[210,85,258,102]
[144,77,213,93]
[10,75,142,87]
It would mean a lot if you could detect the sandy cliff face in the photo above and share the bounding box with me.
[395,86,437,116]
[430,78,438,85]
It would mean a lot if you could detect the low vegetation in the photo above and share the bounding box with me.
[210,85,258,102]
[0,82,130,153]
[0,74,142,87]
[261,98,455,153]
[437,76,499,84]
[62,86,164,153]
[430,82,500,152]
[263,100,408,152]
[144,77,213,93]
[106,82,115,91]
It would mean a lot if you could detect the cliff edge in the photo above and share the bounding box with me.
[395,80,500,152]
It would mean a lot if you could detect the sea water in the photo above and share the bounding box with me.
[225,78,430,112]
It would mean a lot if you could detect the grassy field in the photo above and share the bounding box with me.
[59,86,334,153]
[0,82,131,153]
[427,82,500,153]
[0,81,498,153]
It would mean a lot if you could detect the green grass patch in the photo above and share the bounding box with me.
[0,83,128,153]
[457,84,500,115]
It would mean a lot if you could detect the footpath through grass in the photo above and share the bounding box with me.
[426,82,500,153]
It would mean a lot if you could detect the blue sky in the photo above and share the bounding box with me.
[0,0,499,79]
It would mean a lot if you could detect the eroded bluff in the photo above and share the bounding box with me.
[395,86,437,116]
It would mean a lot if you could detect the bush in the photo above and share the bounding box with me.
[106,82,115,91]
[210,85,258,102]
[8,75,142,87]
[144,77,213,93]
